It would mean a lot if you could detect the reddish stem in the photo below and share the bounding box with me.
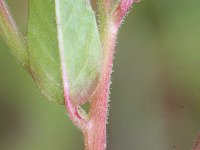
[63,1,140,150]
[192,132,200,150]
[83,21,118,150]
[112,0,140,28]
[63,22,116,149]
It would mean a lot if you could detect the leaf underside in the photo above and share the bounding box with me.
[27,0,101,105]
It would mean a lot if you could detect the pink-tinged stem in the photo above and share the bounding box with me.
[192,132,200,150]
[83,21,118,150]
[81,1,140,149]
[112,0,140,28]
[61,1,140,150]
[61,23,116,149]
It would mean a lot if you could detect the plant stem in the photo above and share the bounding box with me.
[58,1,115,149]
[83,21,118,150]
[192,132,200,150]
[63,1,139,149]
[65,19,117,150]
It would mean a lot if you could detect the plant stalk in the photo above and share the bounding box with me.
[192,132,200,150]
[83,21,118,150]
[64,1,139,149]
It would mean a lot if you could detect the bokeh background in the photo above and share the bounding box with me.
[1,0,200,149]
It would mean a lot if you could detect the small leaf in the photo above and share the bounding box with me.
[0,0,29,70]
[27,0,101,105]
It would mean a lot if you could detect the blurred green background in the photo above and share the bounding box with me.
[1,0,200,150]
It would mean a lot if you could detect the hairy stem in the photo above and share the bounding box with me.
[0,0,29,70]
[62,1,140,149]
[83,20,117,150]
[81,1,141,148]
[64,20,117,150]
[192,132,200,150]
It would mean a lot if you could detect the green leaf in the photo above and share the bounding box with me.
[27,0,101,105]
[0,0,29,70]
